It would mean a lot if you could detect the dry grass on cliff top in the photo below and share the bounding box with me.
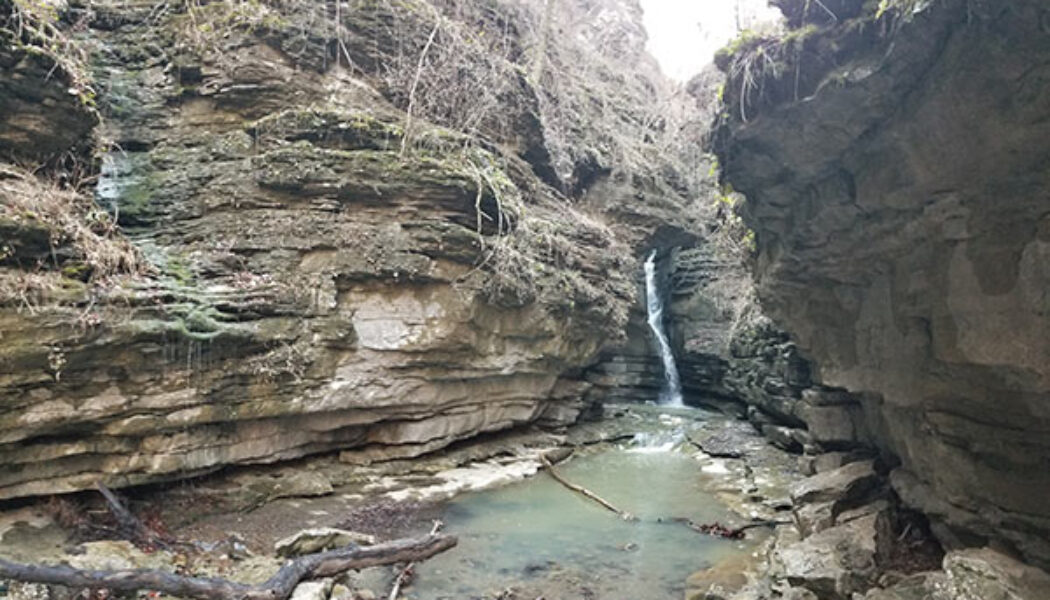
[0,166,144,284]
[203,0,706,198]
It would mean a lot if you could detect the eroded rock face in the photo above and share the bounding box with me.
[0,0,665,499]
[0,4,97,163]
[714,0,1050,569]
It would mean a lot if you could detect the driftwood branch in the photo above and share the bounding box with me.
[0,534,457,600]
[666,517,790,539]
[540,455,636,521]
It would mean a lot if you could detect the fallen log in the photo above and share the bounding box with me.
[0,533,456,600]
[540,455,636,521]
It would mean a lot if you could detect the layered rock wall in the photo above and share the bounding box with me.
[713,0,1050,568]
[0,0,698,499]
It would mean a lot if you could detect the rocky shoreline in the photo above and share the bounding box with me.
[5,403,1043,600]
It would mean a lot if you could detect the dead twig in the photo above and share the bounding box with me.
[399,17,440,158]
[387,521,443,600]
[540,455,636,521]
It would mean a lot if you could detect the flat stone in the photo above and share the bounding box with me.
[685,552,753,600]
[791,460,879,506]
[688,429,747,459]
[67,540,173,571]
[778,587,819,600]
[796,404,864,446]
[259,472,331,500]
[856,572,948,600]
[837,499,891,525]
[800,388,856,406]
[275,528,376,558]
[813,451,867,473]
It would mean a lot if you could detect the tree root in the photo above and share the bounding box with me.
[95,482,170,552]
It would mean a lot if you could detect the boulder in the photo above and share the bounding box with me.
[289,580,333,600]
[854,572,948,600]
[778,511,894,599]
[942,548,1050,600]
[793,501,836,538]
[791,460,879,506]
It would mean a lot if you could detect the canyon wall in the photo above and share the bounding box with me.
[713,0,1050,569]
[0,0,704,499]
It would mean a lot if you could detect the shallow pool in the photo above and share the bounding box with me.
[406,443,758,599]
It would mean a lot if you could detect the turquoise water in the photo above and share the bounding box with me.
[407,446,756,599]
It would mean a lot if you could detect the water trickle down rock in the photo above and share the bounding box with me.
[644,250,683,406]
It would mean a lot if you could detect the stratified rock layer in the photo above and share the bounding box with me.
[714,0,1050,569]
[0,0,651,499]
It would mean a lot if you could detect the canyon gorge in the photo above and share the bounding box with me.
[1,0,1048,598]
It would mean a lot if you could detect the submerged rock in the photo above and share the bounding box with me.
[778,511,893,599]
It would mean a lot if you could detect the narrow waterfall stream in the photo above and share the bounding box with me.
[645,251,684,406]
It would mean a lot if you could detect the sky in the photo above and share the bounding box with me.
[638,0,781,81]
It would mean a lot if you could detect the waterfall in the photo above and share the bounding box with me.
[644,250,683,407]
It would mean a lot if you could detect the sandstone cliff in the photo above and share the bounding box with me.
[0,0,704,499]
[713,0,1050,570]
